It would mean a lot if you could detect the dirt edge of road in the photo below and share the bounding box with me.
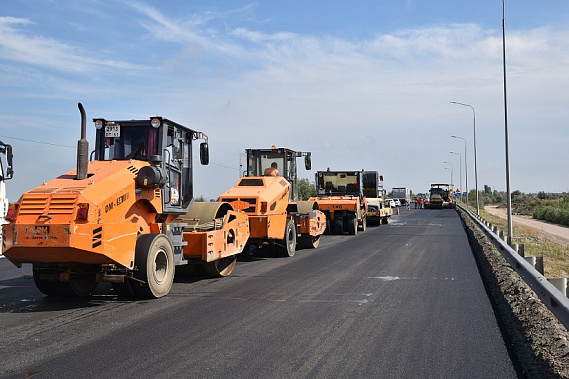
[459,208,569,378]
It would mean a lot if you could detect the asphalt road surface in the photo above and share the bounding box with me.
[0,208,517,378]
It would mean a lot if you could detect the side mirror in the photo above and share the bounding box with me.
[200,142,209,165]
[304,154,311,170]
[4,144,13,180]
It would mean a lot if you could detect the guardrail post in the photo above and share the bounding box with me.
[518,244,525,257]
[524,256,544,275]
[548,278,568,297]
[499,230,505,242]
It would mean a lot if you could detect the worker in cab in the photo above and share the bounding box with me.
[264,162,279,176]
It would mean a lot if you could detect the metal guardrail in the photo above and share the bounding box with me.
[459,204,569,330]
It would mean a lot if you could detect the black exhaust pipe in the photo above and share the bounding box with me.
[76,102,88,180]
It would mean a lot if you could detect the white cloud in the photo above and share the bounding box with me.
[0,16,145,74]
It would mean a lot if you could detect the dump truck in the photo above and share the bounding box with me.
[392,187,411,206]
[426,183,455,209]
[218,147,326,257]
[0,141,14,251]
[3,103,249,299]
[363,171,392,225]
[310,169,367,235]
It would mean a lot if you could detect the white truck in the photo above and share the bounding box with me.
[392,187,411,206]
[0,141,14,250]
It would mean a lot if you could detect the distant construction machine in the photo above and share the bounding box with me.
[218,147,326,257]
[426,183,455,209]
[310,169,367,235]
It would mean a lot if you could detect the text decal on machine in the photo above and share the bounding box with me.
[104,192,130,213]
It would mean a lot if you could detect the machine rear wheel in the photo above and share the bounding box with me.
[33,265,74,297]
[348,215,357,235]
[202,255,237,277]
[276,220,297,257]
[112,280,135,298]
[130,234,175,299]
[70,272,98,297]
[334,216,344,235]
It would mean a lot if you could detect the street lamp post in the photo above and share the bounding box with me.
[451,135,468,207]
[450,101,479,215]
[502,0,513,244]
[450,151,462,203]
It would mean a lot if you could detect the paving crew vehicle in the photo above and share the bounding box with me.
[310,169,367,235]
[3,103,249,299]
[0,141,14,250]
[218,147,326,257]
[426,183,455,209]
[362,171,391,226]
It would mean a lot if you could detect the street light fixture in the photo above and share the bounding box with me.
[450,101,479,215]
[451,135,468,207]
[450,151,462,203]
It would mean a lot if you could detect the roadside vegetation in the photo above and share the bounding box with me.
[462,185,569,278]
[467,185,569,227]
[474,207,569,278]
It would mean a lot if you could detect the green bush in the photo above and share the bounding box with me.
[533,206,569,227]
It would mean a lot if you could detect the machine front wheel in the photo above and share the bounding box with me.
[276,220,297,257]
[131,234,175,299]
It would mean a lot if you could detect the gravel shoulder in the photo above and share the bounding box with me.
[459,208,569,377]
[484,205,569,247]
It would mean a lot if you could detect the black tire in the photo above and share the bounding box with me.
[348,215,357,235]
[324,214,331,235]
[112,280,135,298]
[130,234,175,299]
[276,220,297,257]
[33,265,74,297]
[70,272,98,297]
[334,216,344,235]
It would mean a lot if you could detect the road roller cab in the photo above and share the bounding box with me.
[2,104,249,299]
[218,147,326,257]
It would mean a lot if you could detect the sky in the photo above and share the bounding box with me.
[1,0,568,201]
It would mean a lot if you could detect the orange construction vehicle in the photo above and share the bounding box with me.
[2,103,249,299]
[310,169,368,235]
[218,147,326,257]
